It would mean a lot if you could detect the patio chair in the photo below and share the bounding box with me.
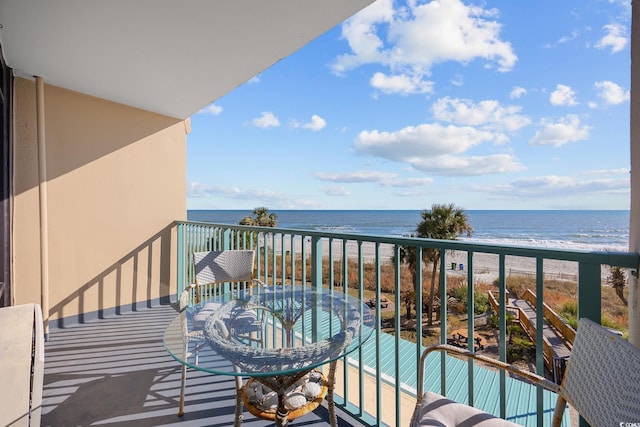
[191,250,266,344]
[178,250,265,420]
[411,318,640,426]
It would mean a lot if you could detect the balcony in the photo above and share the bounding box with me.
[41,221,638,426]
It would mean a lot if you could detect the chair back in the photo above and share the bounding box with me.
[560,318,640,426]
[193,250,256,285]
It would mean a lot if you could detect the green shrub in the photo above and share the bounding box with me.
[449,286,491,315]
[559,301,578,330]
[601,315,624,333]
[488,312,498,329]
[488,313,515,329]
[512,335,534,349]
[474,292,490,315]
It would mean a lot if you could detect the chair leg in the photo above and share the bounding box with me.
[327,360,337,427]
[234,375,244,427]
[551,395,567,427]
[178,363,187,416]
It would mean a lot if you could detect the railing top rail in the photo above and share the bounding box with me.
[175,220,639,268]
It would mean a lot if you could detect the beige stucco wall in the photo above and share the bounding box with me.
[12,77,187,323]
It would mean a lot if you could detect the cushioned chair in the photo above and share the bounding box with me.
[178,249,265,423]
[411,318,640,426]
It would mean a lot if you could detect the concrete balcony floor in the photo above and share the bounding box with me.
[42,304,364,427]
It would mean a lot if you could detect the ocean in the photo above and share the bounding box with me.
[187,210,630,252]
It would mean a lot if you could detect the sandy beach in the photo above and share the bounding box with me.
[267,235,598,284]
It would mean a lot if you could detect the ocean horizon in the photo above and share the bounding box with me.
[187,209,630,252]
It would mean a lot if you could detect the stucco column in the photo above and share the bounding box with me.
[35,76,50,340]
[629,0,640,347]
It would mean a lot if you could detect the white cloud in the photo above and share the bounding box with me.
[330,0,394,76]
[304,115,327,131]
[550,84,578,106]
[557,30,580,45]
[510,86,527,99]
[529,115,591,147]
[487,173,629,198]
[352,123,524,176]
[370,72,434,95]
[332,0,517,92]
[197,104,223,115]
[594,80,629,105]
[431,97,531,132]
[595,23,628,53]
[355,123,498,160]
[544,29,580,48]
[252,112,280,128]
[450,74,464,86]
[578,168,629,176]
[395,189,431,197]
[316,170,396,183]
[409,154,525,175]
[391,177,435,187]
[473,169,630,208]
[291,115,327,131]
[315,171,432,187]
[187,182,292,201]
[324,186,352,196]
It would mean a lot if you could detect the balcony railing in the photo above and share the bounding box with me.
[175,220,638,427]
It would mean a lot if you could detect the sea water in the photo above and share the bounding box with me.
[187,210,629,252]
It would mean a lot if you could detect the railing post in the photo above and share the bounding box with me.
[311,235,322,342]
[466,251,474,407]
[630,0,640,348]
[439,250,447,396]
[222,228,232,294]
[535,258,544,427]
[578,262,601,324]
[415,246,424,379]
[498,254,506,419]
[311,235,322,290]
[177,222,185,297]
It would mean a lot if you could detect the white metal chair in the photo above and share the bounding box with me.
[178,249,265,422]
[411,318,640,426]
[192,250,265,346]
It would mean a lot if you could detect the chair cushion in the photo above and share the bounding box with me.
[412,392,521,427]
[231,308,258,326]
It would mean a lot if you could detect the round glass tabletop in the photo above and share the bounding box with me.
[163,285,375,378]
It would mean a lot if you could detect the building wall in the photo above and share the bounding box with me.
[12,77,186,324]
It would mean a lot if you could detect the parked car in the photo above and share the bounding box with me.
[366,296,389,309]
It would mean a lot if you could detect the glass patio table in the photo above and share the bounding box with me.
[164,285,375,427]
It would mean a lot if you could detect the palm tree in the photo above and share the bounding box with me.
[238,207,278,253]
[239,207,278,227]
[401,289,416,320]
[607,265,628,304]
[416,203,473,325]
[395,234,428,320]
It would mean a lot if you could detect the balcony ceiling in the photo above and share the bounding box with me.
[0,0,372,119]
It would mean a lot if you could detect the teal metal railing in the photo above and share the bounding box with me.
[175,220,638,427]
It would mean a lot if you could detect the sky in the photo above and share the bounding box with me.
[186,0,632,211]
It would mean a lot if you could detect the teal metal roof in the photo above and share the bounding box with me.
[297,305,570,426]
[348,329,570,427]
